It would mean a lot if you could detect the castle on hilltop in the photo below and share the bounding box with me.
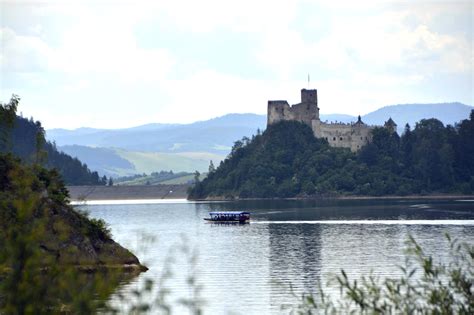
[267,89,397,152]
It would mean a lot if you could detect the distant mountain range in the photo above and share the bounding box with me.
[362,102,472,130]
[49,113,265,153]
[47,103,473,177]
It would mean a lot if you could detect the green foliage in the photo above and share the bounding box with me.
[208,160,215,173]
[189,112,474,199]
[0,156,205,313]
[289,234,473,314]
[0,95,108,186]
[11,116,108,185]
[1,155,471,314]
[189,121,330,199]
[89,217,112,239]
[0,154,143,313]
[0,95,19,152]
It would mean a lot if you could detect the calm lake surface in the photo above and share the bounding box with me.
[77,198,474,314]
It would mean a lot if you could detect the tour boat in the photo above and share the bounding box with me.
[204,211,250,223]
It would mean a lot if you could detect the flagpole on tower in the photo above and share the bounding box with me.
[307,74,310,88]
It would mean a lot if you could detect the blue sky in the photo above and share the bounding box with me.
[1,0,472,129]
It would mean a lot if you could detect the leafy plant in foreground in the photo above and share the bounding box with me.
[289,234,473,314]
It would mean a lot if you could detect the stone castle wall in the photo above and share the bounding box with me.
[267,101,291,125]
[312,120,373,151]
[267,89,375,152]
[267,89,319,126]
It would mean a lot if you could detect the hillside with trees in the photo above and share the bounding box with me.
[1,96,108,185]
[188,111,474,199]
[47,103,472,177]
[0,95,146,313]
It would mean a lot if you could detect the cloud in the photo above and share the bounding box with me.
[55,18,176,81]
[0,27,54,72]
[160,71,301,121]
[1,0,472,129]
[146,0,298,33]
[1,19,176,83]
[257,2,472,77]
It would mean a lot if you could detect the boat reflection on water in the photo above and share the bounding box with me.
[204,211,251,224]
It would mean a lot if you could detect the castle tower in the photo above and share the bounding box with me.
[299,89,319,122]
[301,89,317,104]
[267,89,320,126]
[266,88,394,152]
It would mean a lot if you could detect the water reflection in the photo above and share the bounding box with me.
[82,198,474,314]
[268,223,322,309]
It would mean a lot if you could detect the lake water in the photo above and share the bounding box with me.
[77,198,474,314]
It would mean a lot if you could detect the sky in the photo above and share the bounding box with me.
[1,0,473,129]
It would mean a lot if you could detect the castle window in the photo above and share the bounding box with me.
[340,137,343,140]
[360,137,363,140]
[333,137,336,141]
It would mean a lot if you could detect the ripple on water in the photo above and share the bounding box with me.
[83,200,474,314]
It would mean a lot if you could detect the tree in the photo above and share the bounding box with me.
[34,122,47,165]
[108,177,114,186]
[230,140,244,157]
[0,94,19,151]
[411,119,451,190]
[188,115,474,200]
[0,154,146,314]
[400,123,413,169]
[193,171,201,183]
[101,175,107,185]
[455,110,474,179]
[1,96,113,186]
[208,160,215,173]
[358,142,378,166]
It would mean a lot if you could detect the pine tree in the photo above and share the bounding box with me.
[208,160,215,173]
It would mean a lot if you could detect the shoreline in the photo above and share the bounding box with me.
[190,194,474,202]
[67,184,474,202]
[67,184,190,201]
[334,194,474,200]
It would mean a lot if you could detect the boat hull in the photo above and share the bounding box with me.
[204,218,249,224]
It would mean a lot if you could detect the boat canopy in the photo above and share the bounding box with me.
[209,211,250,215]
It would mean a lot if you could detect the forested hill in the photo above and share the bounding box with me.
[188,111,474,199]
[3,115,108,185]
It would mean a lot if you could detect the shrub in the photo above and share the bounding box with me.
[289,234,473,314]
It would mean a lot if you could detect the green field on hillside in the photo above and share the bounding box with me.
[115,149,224,175]
[116,172,206,186]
